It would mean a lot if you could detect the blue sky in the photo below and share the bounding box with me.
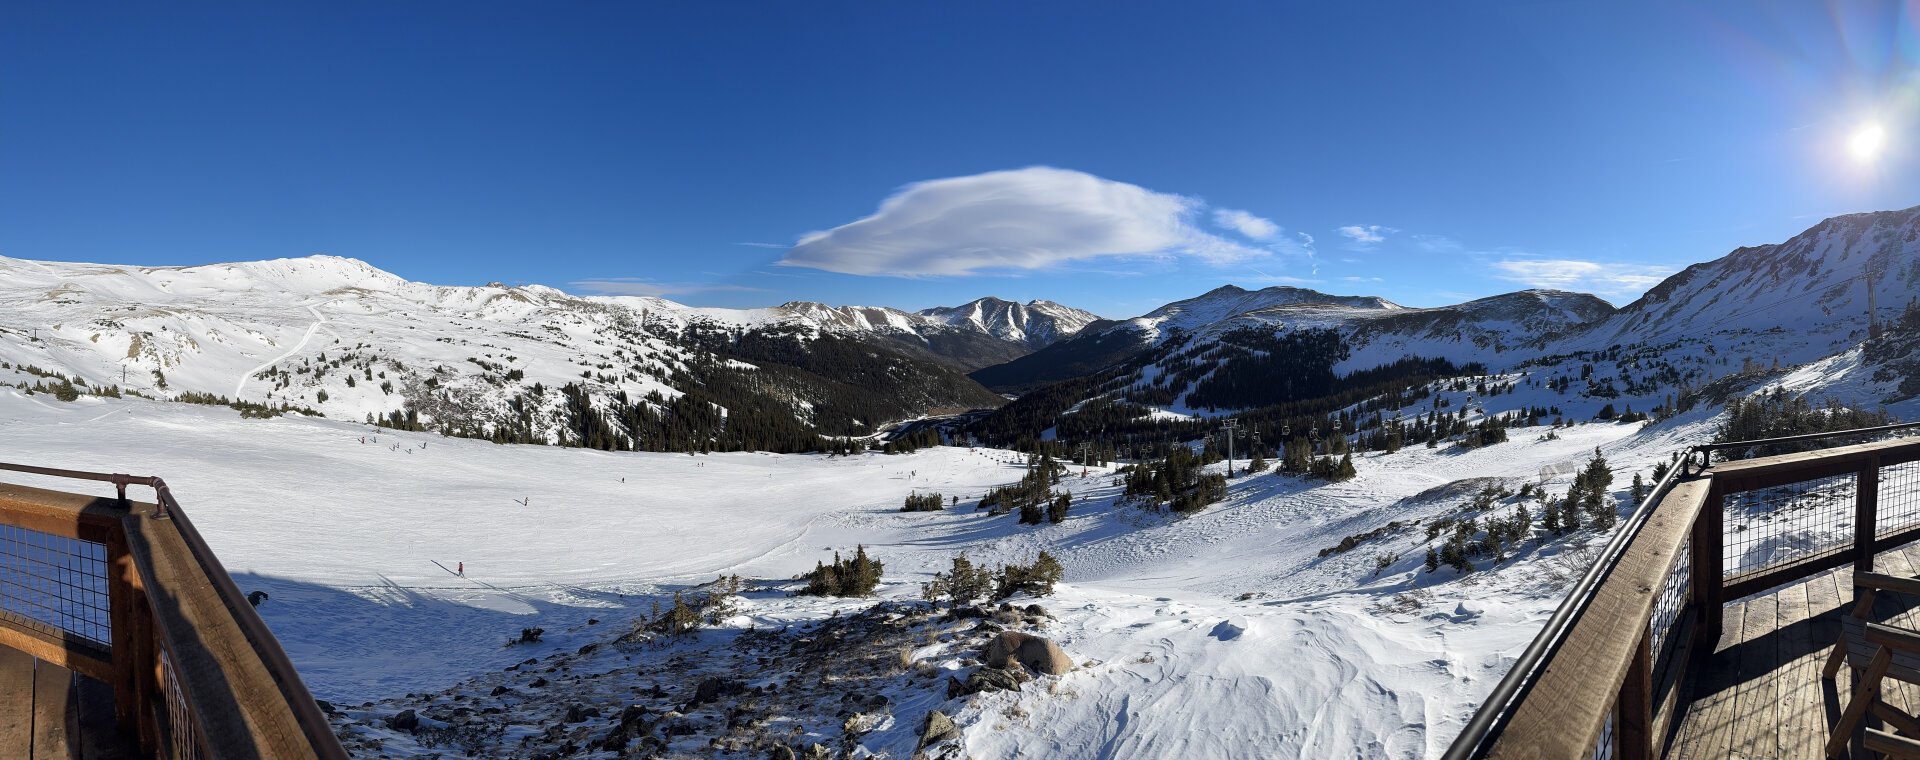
[2,2,1917,318]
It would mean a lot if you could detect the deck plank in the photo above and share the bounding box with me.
[32,657,75,760]
[1674,599,1746,759]
[0,648,33,756]
[1808,566,1848,755]
[1728,592,1779,757]
[1774,578,1819,756]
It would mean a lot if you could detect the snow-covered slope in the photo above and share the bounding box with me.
[0,254,1005,443]
[972,284,1613,393]
[0,382,1703,758]
[1571,205,1920,363]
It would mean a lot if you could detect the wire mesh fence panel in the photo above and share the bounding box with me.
[161,647,208,760]
[1879,460,1920,537]
[1650,537,1692,684]
[0,523,111,648]
[1722,473,1857,580]
[1589,708,1615,760]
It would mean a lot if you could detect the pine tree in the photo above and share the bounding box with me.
[1424,547,1440,573]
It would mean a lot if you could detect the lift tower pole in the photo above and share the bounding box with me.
[1223,418,1238,478]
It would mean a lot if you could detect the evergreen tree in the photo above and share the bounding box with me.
[1047,492,1070,524]
[800,546,884,596]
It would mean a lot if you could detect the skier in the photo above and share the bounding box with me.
[458,562,464,577]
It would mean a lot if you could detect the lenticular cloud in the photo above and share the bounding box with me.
[779,166,1263,276]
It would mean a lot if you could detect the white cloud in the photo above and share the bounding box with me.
[779,167,1268,276]
[570,279,765,298]
[1212,208,1281,240]
[1337,224,1391,245]
[1490,259,1674,297]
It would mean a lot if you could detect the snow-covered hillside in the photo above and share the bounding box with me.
[0,381,1705,758]
[1575,206,1920,360]
[0,254,1043,446]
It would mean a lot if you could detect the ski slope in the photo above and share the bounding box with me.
[0,385,1711,757]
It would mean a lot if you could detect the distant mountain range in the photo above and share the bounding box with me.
[2,204,1916,448]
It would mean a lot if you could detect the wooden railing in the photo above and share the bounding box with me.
[0,462,347,759]
[1446,425,1920,759]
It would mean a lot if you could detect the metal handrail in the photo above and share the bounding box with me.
[1693,420,1920,457]
[0,461,347,759]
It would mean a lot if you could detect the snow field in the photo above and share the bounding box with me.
[0,384,1716,758]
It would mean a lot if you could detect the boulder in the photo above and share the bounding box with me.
[918,710,957,749]
[983,631,1073,675]
[387,708,419,732]
[691,676,744,706]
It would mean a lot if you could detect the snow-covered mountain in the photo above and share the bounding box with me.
[1570,206,1920,361]
[972,284,1614,393]
[918,297,1102,349]
[599,293,1099,372]
[0,254,1009,446]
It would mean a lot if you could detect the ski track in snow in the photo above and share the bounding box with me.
[232,301,329,400]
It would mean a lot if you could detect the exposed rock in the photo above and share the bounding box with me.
[595,704,654,751]
[387,708,419,732]
[691,676,745,707]
[983,631,1073,675]
[314,699,336,715]
[563,703,601,723]
[768,747,798,760]
[953,665,1031,696]
[918,710,956,749]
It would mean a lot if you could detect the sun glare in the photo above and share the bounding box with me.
[1848,121,1887,164]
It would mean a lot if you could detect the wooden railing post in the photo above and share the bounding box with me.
[1615,630,1654,760]
[1857,456,1881,574]
[1694,482,1725,647]
[105,526,138,735]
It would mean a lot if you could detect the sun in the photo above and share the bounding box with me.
[1848,122,1887,164]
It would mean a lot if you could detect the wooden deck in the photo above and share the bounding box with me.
[1666,540,1920,758]
[0,646,136,759]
